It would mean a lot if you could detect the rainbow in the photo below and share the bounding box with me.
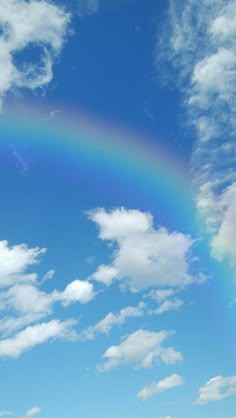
[0,106,196,234]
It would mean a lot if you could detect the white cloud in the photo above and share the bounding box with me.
[0,0,70,107]
[80,302,145,340]
[0,240,45,288]
[158,0,236,270]
[78,0,99,16]
[210,183,236,266]
[150,289,176,303]
[155,298,183,315]
[148,289,183,315]
[0,319,75,358]
[0,412,13,417]
[91,265,118,286]
[41,269,55,284]
[98,329,183,371]
[196,375,236,405]
[89,208,195,291]
[137,374,184,400]
[56,279,95,306]
[22,406,41,418]
[0,239,94,353]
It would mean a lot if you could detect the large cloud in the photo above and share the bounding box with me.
[0,0,70,107]
[157,0,236,270]
[89,208,195,290]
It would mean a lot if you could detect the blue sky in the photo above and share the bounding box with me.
[0,1,236,418]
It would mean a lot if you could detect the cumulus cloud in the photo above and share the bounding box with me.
[0,0,70,107]
[196,375,236,405]
[22,407,41,418]
[158,0,236,270]
[80,302,146,340]
[89,208,195,291]
[98,329,183,371]
[137,374,184,400]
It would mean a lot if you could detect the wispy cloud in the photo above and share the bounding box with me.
[157,0,236,270]
[79,302,146,340]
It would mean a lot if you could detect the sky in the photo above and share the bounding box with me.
[0,0,236,417]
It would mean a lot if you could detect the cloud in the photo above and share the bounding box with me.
[78,0,99,16]
[157,0,236,270]
[0,319,75,358]
[0,412,13,417]
[148,289,183,315]
[97,329,183,371]
[155,298,183,315]
[137,374,184,400]
[22,407,41,418]
[0,0,70,107]
[89,208,195,290]
[80,302,145,340]
[0,239,94,353]
[195,375,236,405]
[0,240,45,288]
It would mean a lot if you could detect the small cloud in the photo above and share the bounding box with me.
[137,374,184,400]
[195,375,236,405]
[41,269,55,284]
[22,406,41,418]
[80,302,146,340]
[97,329,183,372]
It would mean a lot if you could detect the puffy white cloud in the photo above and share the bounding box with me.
[0,0,70,107]
[22,407,41,418]
[56,279,95,306]
[89,208,194,290]
[98,329,183,371]
[196,375,236,405]
[0,319,75,358]
[137,374,184,400]
[158,0,236,271]
[80,302,146,340]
